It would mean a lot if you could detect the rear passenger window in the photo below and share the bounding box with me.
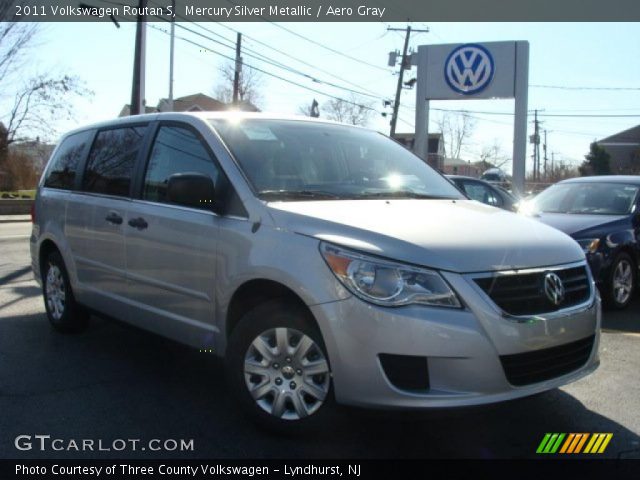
[143,125,221,206]
[43,131,92,190]
[83,126,147,197]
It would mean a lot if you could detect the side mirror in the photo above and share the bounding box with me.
[167,172,215,209]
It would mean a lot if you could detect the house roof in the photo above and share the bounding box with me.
[164,93,226,112]
[598,124,640,145]
[394,132,442,140]
[118,104,159,117]
[443,157,477,167]
[119,93,260,117]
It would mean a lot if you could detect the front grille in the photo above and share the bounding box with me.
[500,335,595,386]
[474,266,591,316]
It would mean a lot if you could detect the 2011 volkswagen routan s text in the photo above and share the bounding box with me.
[31,112,600,429]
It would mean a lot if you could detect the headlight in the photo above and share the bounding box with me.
[576,238,600,254]
[320,243,461,308]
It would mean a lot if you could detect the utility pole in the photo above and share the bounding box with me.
[387,26,429,138]
[543,129,548,181]
[530,109,541,182]
[233,33,242,105]
[168,0,175,111]
[130,0,147,116]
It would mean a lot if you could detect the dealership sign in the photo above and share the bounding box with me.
[444,44,495,95]
[412,41,529,193]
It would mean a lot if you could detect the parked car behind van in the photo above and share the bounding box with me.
[447,175,520,211]
[520,176,640,309]
[31,112,600,429]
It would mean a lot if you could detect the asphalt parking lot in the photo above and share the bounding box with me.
[1,220,639,459]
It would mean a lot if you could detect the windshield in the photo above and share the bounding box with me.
[209,119,464,201]
[530,182,639,215]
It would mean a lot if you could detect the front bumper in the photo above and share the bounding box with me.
[310,269,601,409]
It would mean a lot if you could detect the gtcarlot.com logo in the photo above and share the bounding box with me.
[15,435,194,452]
[536,433,613,454]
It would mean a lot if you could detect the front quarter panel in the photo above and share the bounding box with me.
[215,218,351,353]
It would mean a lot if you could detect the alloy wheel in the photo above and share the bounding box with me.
[613,259,633,306]
[45,264,66,320]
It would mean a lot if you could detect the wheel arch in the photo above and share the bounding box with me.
[38,239,61,281]
[224,279,321,343]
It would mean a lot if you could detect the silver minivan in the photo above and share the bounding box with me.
[31,112,600,429]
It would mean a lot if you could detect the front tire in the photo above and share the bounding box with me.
[603,252,636,310]
[225,300,332,432]
[42,250,89,333]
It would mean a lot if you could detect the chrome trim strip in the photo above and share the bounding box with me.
[470,260,586,278]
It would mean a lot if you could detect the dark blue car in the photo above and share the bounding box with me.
[522,176,640,309]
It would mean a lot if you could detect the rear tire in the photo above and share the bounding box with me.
[42,250,89,333]
[603,252,636,310]
[225,299,333,433]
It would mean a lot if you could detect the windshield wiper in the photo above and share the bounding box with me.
[258,189,343,200]
[357,190,458,200]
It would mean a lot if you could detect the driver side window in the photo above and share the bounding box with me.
[143,125,221,207]
[463,181,502,207]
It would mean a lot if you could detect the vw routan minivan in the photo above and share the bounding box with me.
[31,112,600,428]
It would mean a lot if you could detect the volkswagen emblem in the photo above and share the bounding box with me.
[544,272,565,306]
[444,44,495,95]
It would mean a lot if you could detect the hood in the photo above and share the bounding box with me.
[532,213,627,237]
[267,199,584,273]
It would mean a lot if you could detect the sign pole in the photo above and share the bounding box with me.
[512,41,529,195]
[414,45,429,161]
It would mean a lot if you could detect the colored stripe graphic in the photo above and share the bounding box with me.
[574,434,589,453]
[583,433,598,453]
[559,433,575,453]
[536,433,552,453]
[536,433,566,453]
[538,433,613,454]
[597,434,613,453]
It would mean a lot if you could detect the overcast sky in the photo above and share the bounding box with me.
[6,20,640,173]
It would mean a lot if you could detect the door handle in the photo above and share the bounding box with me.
[105,212,123,225]
[128,217,148,230]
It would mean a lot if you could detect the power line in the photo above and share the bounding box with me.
[265,22,390,72]
[210,22,386,98]
[429,107,640,118]
[169,21,383,101]
[147,0,387,99]
[147,24,382,115]
[222,0,390,72]
[531,84,640,91]
[145,0,388,100]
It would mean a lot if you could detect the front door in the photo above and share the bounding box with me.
[124,123,222,348]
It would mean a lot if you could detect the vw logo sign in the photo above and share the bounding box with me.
[444,44,495,95]
[544,272,565,307]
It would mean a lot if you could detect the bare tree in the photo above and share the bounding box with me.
[436,112,476,159]
[213,62,264,108]
[0,10,91,158]
[322,94,374,126]
[0,19,38,86]
[3,75,91,148]
[479,139,509,170]
[546,159,579,183]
